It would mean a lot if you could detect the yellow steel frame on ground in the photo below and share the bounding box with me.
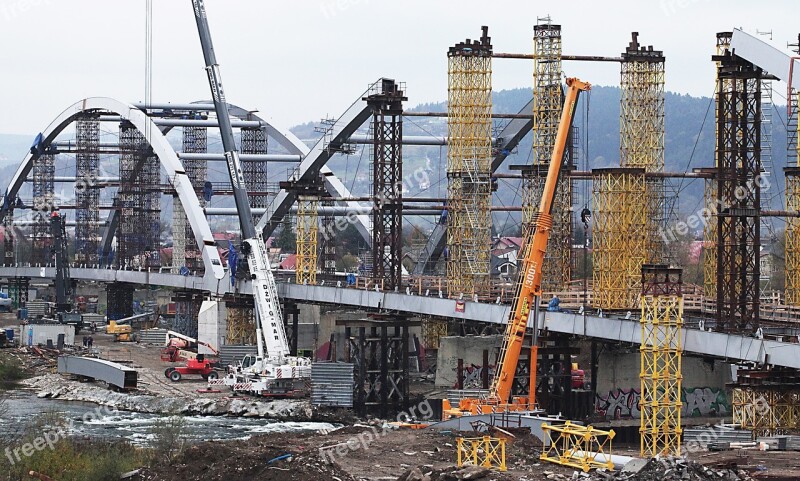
[529,21,571,292]
[446,33,492,298]
[456,436,506,471]
[592,170,646,310]
[540,421,615,472]
[640,293,683,457]
[295,195,318,285]
[620,44,665,264]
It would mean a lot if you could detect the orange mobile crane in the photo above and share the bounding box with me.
[443,78,591,418]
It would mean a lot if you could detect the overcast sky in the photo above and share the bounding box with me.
[0,0,797,136]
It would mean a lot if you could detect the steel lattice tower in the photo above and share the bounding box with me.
[296,196,318,284]
[704,33,731,303]
[639,265,683,457]
[241,127,269,217]
[3,205,14,266]
[118,123,160,268]
[446,26,493,297]
[785,38,800,305]
[713,42,762,333]
[75,118,100,265]
[591,168,647,309]
[528,21,572,292]
[319,194,336,278]
[366,79,406,290]
[31,153,55,265]
[174,126,207,273]
[620,33,666,265]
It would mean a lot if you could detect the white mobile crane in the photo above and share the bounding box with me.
[190,0,311,396]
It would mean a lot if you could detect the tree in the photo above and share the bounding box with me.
[274,223,296,252]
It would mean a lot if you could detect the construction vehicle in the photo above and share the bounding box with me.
[160,330,219,362]
[164,356,219,382]
[51,212,84,333]
[106,320,133,342]
[190,0,311,396]
[442,78,591,418]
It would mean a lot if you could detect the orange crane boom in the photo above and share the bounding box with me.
[444,78,590,418]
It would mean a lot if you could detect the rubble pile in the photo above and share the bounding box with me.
[396,465,493,481]
[555,457,755,481]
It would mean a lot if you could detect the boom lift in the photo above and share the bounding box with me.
[50,211,83,332]
[189,0,311,396]
[443,78,591,418]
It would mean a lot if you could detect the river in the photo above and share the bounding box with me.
[0,390,339,446]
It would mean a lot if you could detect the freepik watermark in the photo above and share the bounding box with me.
[659,173,770,245]
[4,405,117,466]
[318,159,434,244]
[0,0,52,23]
[659,0,716,16]
[319,0,369,19]
[682,396,770,453]
[318,399,434,464]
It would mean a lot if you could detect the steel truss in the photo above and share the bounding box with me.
[345,315,410,417]
[365,79,405,290]
[31,153,54,265]
[75,118,100,265]
[713,42,762,333]
[446,27,493,298]
[117,123,160,269]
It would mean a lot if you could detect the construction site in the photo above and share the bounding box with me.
[1,1,800,480]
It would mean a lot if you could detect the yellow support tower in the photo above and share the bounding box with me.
[295,196,318,285]
[592,169,647,310]
[225,296,256,345]
[639,265,683,457]
[620,33,665,264]
[786,86,800,304]
[421,318,449,349]
[446,26,493,298]
[529,19,571,292]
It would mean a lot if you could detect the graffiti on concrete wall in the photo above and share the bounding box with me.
[595,387,730,419]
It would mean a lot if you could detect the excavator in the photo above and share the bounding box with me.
[443,77,591,419]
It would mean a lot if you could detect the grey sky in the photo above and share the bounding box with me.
[0,0,797,136]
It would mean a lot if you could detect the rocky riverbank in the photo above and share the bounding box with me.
[25,373,316,419]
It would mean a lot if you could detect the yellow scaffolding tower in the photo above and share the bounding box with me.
[620,33,665,264]
[446,27,493,298]
[592,169,647,310]
[296,196,318,285]
[529,20,571,292]
[786,88,800,304]
[639,265,683,457]
[421,318,449,349]
[732,386,800,437]
[225,298,256,345]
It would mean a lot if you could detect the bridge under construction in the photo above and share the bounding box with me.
[3,18,800,460]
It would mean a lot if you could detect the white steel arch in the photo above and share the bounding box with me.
[0,97,225,280]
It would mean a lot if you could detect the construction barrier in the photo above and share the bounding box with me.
[540,421,615,472]
[456,436,506,472]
